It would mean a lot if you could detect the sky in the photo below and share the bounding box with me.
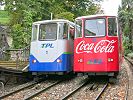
[100,0,122,15]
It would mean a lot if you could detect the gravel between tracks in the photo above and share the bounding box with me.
[1,80,57,100]
[0,81,32,96]
[63,62,128,100]
[0,75,31,95]
[66,79,108,100]
[32,76,87,100]
[0,60,130,100]
[101,62,128,100]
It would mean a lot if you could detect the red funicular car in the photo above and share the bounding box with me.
[74,15,123,77]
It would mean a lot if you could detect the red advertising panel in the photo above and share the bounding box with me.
[74,15,121,74]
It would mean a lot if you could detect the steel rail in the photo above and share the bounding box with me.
[124,56,133,66]
[0,80,39,99]
[124,56,132,100]
[24,80,63,100]
[85,83,95,91]
[61,79,94,100]
[124,79,129,100]
[95,82,108,100]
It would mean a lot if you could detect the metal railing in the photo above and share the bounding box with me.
[0,46,6,60]
[0,45,30,70]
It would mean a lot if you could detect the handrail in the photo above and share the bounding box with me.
[0,45,30,70]
[0,46,6,52]
[6,45,30,51]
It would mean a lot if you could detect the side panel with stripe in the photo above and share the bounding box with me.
[29,39,73,71]
[29,53,73,71]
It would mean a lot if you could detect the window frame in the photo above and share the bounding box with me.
[31,24,38,42]
[58,22,69,40]
[68,24,75,40]
[63,22,69,40]
[84,18,106,38]
[108,17,118,37]
[38,23,57,41]
[75,19,82,39]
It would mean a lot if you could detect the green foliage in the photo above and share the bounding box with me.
[122,36,132,55]
[11,28,31,49]
[55,12,74,21]
[11,24,23,48]
[2,0,100,48]
[62,0,98,17]
[0,10,9,25]
[10,10,33,48]
[118,0,133,55]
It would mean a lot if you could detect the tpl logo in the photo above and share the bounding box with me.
[41,43,54,48]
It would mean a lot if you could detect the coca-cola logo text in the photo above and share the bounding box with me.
[76,40,116,54]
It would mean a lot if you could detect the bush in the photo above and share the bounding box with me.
[127,52,133,59]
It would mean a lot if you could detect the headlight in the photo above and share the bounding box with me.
[57,59,62,63]
[32,60,37,63]
[78,58,83,63]
[108,58,113,62]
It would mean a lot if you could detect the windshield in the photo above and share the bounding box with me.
[32,25,38,41]
[39,23,57,40]
[58,23,68,39]
[108,18,117,36]
[84,18,105,37]
[75,19,82,38]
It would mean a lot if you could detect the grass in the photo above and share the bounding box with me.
[0,10,10,25]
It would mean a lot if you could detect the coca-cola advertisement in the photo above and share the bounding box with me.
[74,15,121,75]
[76,40,117,54]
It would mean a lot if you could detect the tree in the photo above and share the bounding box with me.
[118,0,133,54]
[2,0,101,48]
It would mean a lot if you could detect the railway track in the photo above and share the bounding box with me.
[61,82,95,100]
[0,76,117,100]
[0,74,75,100]
[61,77,109,100]
[26,76,87,100]
[95,82,109,100]
[124,71,129,100]
[61,78,90,100]
[124,57,133,100]
[0,80,39,99]
[125,56,133,66]
[0,79,63,100]
[24,80,63,100]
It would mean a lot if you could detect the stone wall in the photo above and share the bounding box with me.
[0,25,9,60]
